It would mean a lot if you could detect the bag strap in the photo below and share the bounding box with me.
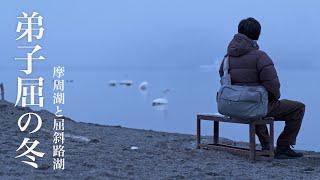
[223,56,229,77]
[220,56,232,86]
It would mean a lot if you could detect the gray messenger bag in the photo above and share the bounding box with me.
[216,56,268,120]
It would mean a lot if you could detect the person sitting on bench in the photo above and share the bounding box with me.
[219,17,305,159]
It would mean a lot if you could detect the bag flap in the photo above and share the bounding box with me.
[219,86,241,101]
[239,88,262,102]
[219,85,264,103]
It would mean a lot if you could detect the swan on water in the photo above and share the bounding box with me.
[152,89,170,106]
[108,80,117,87]
[152,98,168,106]
[139,81,148,91]
[119,80,133,86]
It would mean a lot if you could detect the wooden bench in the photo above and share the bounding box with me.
[196,113,274,162]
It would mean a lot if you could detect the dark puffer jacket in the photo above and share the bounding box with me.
[219,33,281,101]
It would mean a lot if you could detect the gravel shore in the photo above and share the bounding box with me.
[0,100,319,180]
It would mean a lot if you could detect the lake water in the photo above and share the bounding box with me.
[2,67,319,151]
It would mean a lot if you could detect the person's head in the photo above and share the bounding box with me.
[238,17,261,40]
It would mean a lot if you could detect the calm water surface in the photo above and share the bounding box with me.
[2,67,319,151]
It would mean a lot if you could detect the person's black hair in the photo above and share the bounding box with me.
[238,17,261,40]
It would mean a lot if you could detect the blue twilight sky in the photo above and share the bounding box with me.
[0,0,320,71]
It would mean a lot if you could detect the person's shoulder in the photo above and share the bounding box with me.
[250,49,269,57]
[253,50,275,67]
[250,49,273,62]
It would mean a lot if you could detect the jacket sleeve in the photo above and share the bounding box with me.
[257,52,281,101]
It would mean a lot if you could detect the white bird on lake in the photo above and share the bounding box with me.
[119,80,133,86]
[152,98,168,106]
[108,80,117,87]
[139,81,148,91]
[152,89,170,106]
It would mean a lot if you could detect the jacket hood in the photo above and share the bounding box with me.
[227,33,259,57]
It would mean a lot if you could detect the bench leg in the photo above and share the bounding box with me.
[269,122,275,160]
[249,122,256,162]
[214,121,219,144]
[196,117,201,149]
